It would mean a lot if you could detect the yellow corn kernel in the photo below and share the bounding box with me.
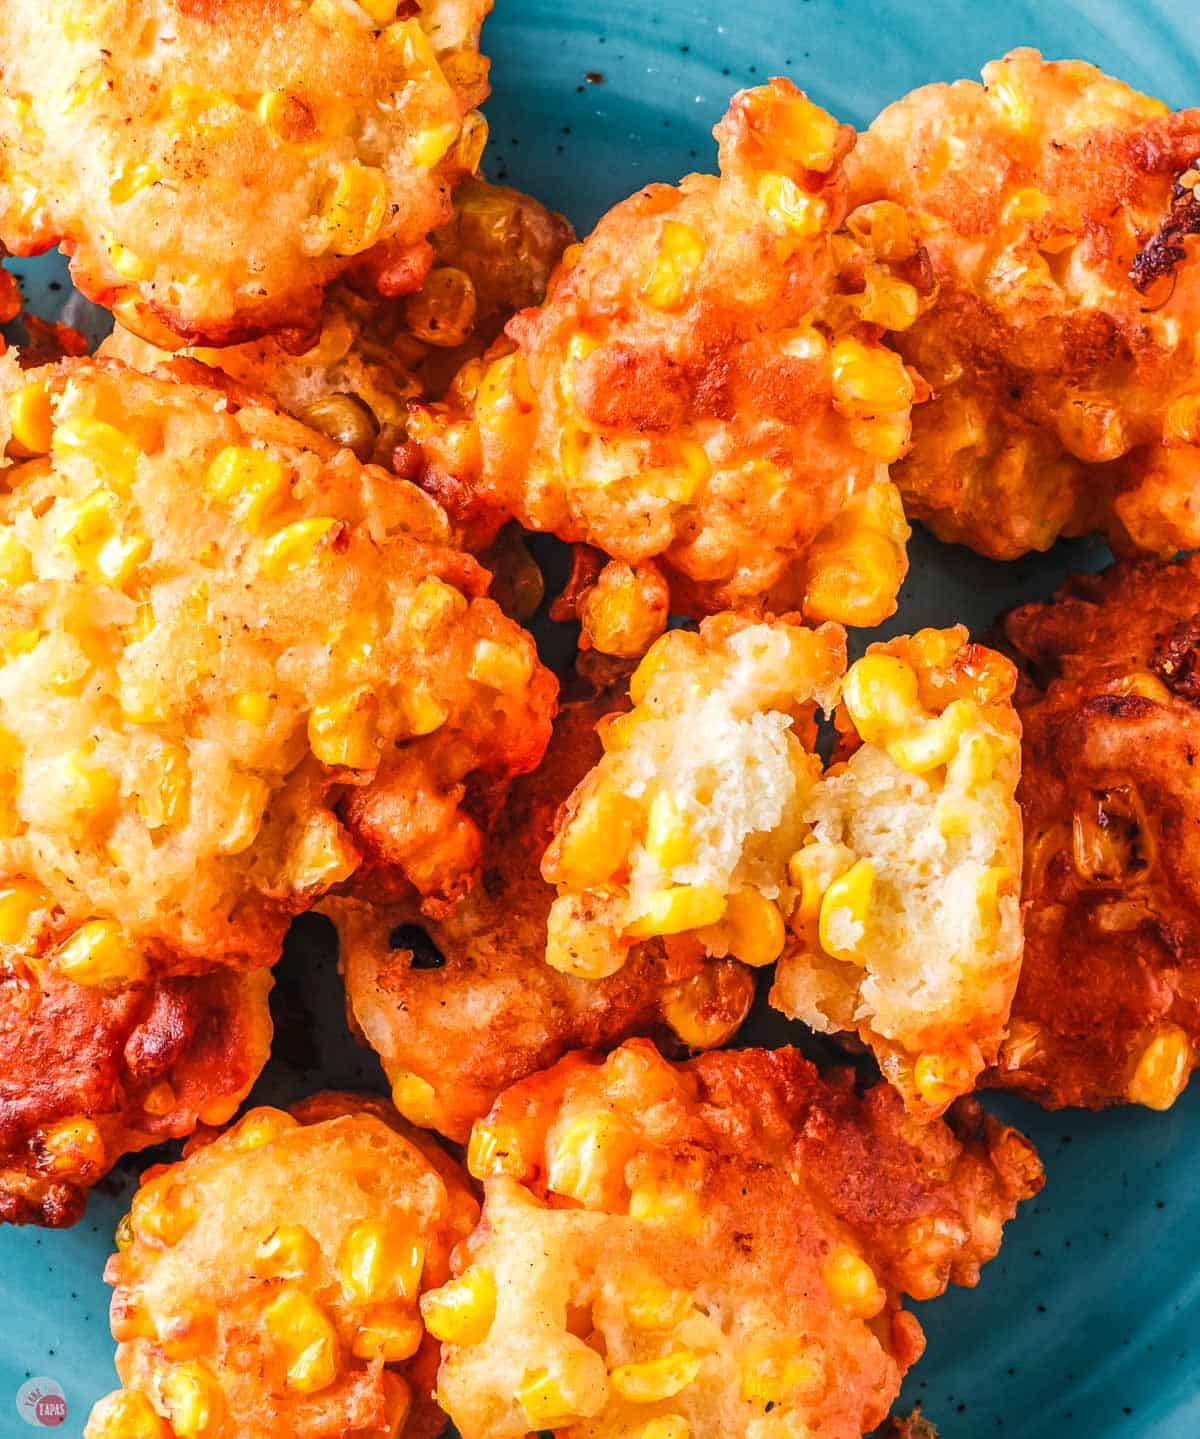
[766,90,842,171]
[55,920,146,986]
[6,381,53,456]
[0,883,48,945]
[550,789,644,888]
[467,1118,528,1180]
[626,884,727,940]
[547,1110,630,1207]
[351,1304,423,1362]
[515,1361,607,1429]
[137,743,190,831]
[141,1082,176,1118]
[849,413,911,462]
[53,417,141,491]
[359,0,398,22]
[830,338,915,419]
[234,690,272,726]
[420,1265,496,1346]
[887,700,976,773]
[985,60,1033,131]
[642,220,706,310]
[110,160,161,205]
[107,241,153,280]
[401,684,450,737]
[388,1067,438,1127]
[85,1390,170,1439]
[1,625,39,660]
[263,1289,340,1395]
[787,842,853,925]
[644,790,695,871]
[381,16,441,73]
[288,814,359,891]
[215,772,268,856]
[256,1223,321,1280]
[739,1342,823,1406]
[0,530,33,586]
[451,106,489,172]
[41,1116,106,1175]
[320,162,388,256]
[407,266,478,348]
[1164,392,1200,446]
[338,1221,426,1305]
[133,1179,197,1247]
[628,1176,702,1230]
[259,517,338,578]
[841,653,921,743]
[610,1351,702,1404]
[716,887,786,967]
[855,273,920,331]
[758,173,828,236]
[469,637,534,693]
[623,1273,694,1330]
[160,1362,222,1438]
[1127,1024,1193,1110]
[231,1107,298,1151]
[662,966,753,1050]
[913,1051,975,1110]
[410,121,460,169]
[976,865,1010,941]
[205,446,288,531]
[817,859,874,962]
[308,689,380,769]
[408,575,469,636]
[640,1419,690,1439]
[823,1246,885,1318]
[119,672,170,725]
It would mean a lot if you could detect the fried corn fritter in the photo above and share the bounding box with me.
[0,357,555,982]
[542,617,1023,1115]
[412,79,932,652]
[993,555,1200,1110]
[326,681,755,1142]
[0,965,271,1228]
[848,48,1200,559]
[424,1041,1042,1439]
[86,1094,478,1439]
[0,0,492,348]
[101,179,574,468]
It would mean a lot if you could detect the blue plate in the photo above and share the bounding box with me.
[2,3,1198,1435]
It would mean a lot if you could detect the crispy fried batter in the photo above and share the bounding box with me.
[542,616,1023,1115]
[0,0,492,347]
[0,964,271,1228]
[411,80,931,649]
[848,48,1200,559]
[86,1094,478,1439]
[101,179,574,467]
[427,1041,1042,1439]
[993,555,1200,1109]
[0,357,555,982]
[325,679,754,1142]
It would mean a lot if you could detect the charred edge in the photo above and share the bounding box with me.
[1130,162,1200,293]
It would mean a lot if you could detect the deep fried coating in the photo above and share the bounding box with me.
[992,555,1200,1109]
[542,616,1023,1115]
[848,48,1200,559]
[0,964,271,1228]
[0,0,492,347]
[876,1410,938,1439]
[101,179,574,468]
[0,357,555,982]
[412,80,931,649]
[86,1094,478,1439]
[325,681,755,1142]
[424,1041,1042,1439]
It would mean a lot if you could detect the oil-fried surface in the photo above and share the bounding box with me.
[0,965,271,1227]
[412,80,930,649]
[327,679,754,1142]
[427,1041,1041,1439]
[993,555,1200,1109]
[86,1094,478,1439]
[0,358,555,982]
[0,0,492,347]
[848,47,1200,559]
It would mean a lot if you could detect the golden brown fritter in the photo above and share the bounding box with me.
[326,679,754,1142]
[0,0,492,348]
[0,963,271,1228]
[848,48,1200,559]
[542,616,1023,1116]
[0,357,556,983]
[101,179,574,467]
[992,554,1200,1109]
[424,1041,1042,1439]
[85,1094,478,1439]
[412,80,932,651]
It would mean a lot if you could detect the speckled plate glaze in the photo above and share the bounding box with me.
[2,2,1199,1436]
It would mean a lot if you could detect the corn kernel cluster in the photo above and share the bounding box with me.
[0,358,554,979]
[0,0,491,345]
[425,1040,1042,1439]
[542,615,1023,1114]
[86,1095,478,1439]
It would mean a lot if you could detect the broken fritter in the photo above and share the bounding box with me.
[86,1093,478,1439]
[424,1040,1042,1439]
[101,178,574,468]
[0,0,492,347]
[0,357,555,982]
[325,677,755,1142]
[993,554,1200,1109]
[0,963,271,1228]
[542,616,1023,1115]
[847,48,1200,559]
[411,79,932,652]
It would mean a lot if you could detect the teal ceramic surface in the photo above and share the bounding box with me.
[2,2,1199,1435]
